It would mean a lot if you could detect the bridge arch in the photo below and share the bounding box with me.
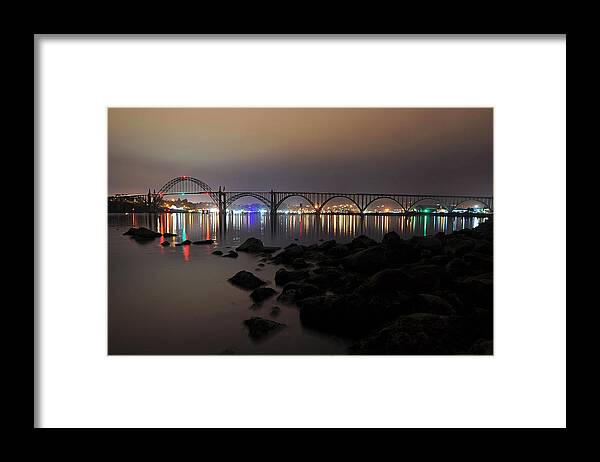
[319,195,362,213]
[450,199,492,212]
[156,176,219,204]
[274,194,318,213]
[226,193,272,209]
[362,196,407,213]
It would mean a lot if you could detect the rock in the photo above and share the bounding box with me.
[444,235,476,256]
[361,269,412,294]
[382,231,402,248]
[291,258,311,269]
[162,232,177,237]
[123,227,162,238]
[416,237,443,252]
[411,294,456,315]
[193,239,214,245]
[468,339,493,355]
[181,240,192,245]
[326,244,350,259]
[250,287,277,303]
[212,250,223,255]
[160,241,171,246]
[228,271,266,290]
[349,234,377,251]
[222,250,239,258]
[270,306,281,316]
[384,242,420,267]
[219,349,236,355]
[261,246,281,254]
[349,313,475,355]
[257,263,265,267]
[236,237,264,253]
[273,244,305,263]
[304,267,347,290]
[318,239,337,251]
[277,282,321,304]
[274,268,309,286]
[298,293,410,338]
[463,252,493,274]
[243,317,286,340]
[402,263,447,292]
[340,245,387,274]
[446,258,469,278]
[455,273,493,309]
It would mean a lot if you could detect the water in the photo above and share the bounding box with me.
[108,212,486,355]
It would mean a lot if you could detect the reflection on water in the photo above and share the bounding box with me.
[112,212,485,249]
[108,212,487,354]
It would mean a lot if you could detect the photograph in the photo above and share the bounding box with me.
[108,107,494,355]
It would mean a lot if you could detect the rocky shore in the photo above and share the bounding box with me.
[230,219,493,354]
[122,220,493,354]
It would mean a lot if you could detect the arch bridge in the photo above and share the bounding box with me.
[109,176,493,214]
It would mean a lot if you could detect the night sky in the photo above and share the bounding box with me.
[108,108,493,196]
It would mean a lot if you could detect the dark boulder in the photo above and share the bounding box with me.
[250,287,278,303]
[273,244,305,263]
[124,227,162,238]
[277,282,321,304]
[340,245,387,274]
[444,236,476,256]
[411,294,456,315]
[326,244,350,259]
[455,273,493,309]
[463,252,493,274]
[274,268,309,286]
[416,237,443,252]
[228,271,266,290]
[468,339,493,355]
[261,246,281,254]
[382,231,402,248]
[236,237,264,253]
[298,293,410,338]
[446,258,469,278]
[361,269,412,294]
[181,240,192,245]
[222,250,239,258]
[349,313,475,355]
[291,258,311,269]
[243,317,286,340]
[193,239,214,245]
[270,306,281,316]
[160,241,171,246]
[317,239,337,251]
[384,242,421,267]
[349,234,378,251]
[212,250,223,255]
[162,232,177,237]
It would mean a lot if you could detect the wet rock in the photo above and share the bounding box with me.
[463,252,493,274]
[243,317,286,340]
[270,306,281,316]
[361,269,412,294]
[416,237,443,252]
[160,241,171,246]
[236,237,264,253]
[193,239,214,245]
[162,232,177,237]
[305,267,347,290]
[181,240,192,245]
[277,282,321,304]
[257,263,265,267]
[261,246,281,254]
[445,258,469,278]
[403,263,447,292]
[317,239,337,251]
[212,250,223,255]
[291,258,311,269]
[384,242,421,267]
[455,273,493,309]
[411,294,456,315]
[349,313,475,355]
[468,339,493,355]
[222,250,239,258]
[274,268,310,286]
[273,244,305,263]
[228,270,266,290]
[444,236,476,256]
[326,244,350,259]
[298,293,410,338]
[124,227,162,238]
[349,234,377,251]
[382,231,402,248]
[250,287,277,303]
[340,245,387,274]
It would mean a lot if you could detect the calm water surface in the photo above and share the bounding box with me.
[108,212,487,355]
